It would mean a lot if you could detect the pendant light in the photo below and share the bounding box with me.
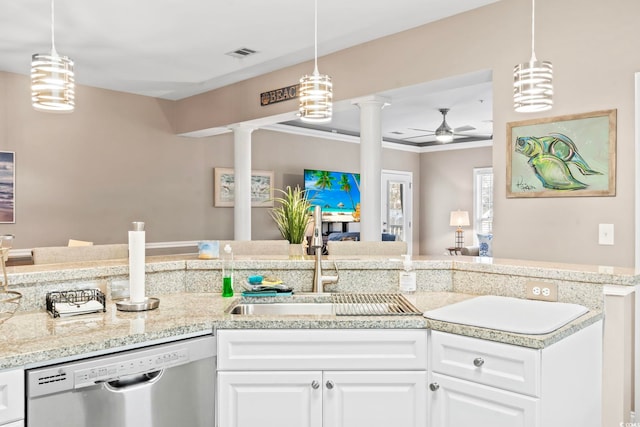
[513,0,552,113]
[31,0,75,113]
[298,0,332,123]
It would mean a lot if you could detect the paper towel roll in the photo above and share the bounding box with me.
[128,230,146,303]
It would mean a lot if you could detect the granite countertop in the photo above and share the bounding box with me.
[0,291,602,371]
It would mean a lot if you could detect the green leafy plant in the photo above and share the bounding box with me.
[270,186,312,244]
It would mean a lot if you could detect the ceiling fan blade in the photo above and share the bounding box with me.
[408,128,434,133]
[449,135,493,143]
[453,125,476,133]
[402,133,433,140]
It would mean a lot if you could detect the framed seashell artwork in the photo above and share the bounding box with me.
[506,109,616,198]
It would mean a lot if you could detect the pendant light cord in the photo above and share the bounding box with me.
[313,0,319,75]
[530,0,537,61]
[50,0,58,55]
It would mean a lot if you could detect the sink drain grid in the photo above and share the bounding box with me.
[331,293,422,316]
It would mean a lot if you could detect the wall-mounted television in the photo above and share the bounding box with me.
[304,169,361,222]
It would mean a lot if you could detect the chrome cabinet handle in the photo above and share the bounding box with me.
[311,380,320,389]
[429,382,440,391]
[326,380,335,389]
[473,357,485,367]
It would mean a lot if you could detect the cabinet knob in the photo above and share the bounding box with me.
[473,357,485,367]
[429,382,440,391]
[311,380,320,389]
[326,380,335,389]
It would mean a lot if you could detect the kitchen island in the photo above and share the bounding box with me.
[0,254,633,427]
[0,253,623,369]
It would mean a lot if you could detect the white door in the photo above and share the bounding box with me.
[429,373,539,427]
[323,371,427,427]
[381,170,412,254]
[218,371,322,427]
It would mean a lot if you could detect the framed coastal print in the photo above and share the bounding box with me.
[0,151,15,223]
[214,168,274,207]
[506,109,616,198]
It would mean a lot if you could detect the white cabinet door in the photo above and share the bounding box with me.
[429,373,539,427]
[323,371,427,427]
[0,369,23,426]
[218,371,322,427]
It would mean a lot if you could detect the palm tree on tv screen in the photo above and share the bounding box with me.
[339,174,356,211]
[312,170,335,189]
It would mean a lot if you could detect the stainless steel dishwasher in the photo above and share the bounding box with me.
[26,335,215,427]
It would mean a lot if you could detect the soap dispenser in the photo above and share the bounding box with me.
[222,244,234,297]
[399,254,416,294]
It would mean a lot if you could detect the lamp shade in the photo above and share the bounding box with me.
[449,210,470,227]
[298,72,332,123]
[31,52,75,112]
[513,59,553,113]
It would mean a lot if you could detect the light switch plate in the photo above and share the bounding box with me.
[598,223,614,245]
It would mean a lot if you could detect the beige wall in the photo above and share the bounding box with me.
[420,147,492,255]
[171,0,640,267]
[0,74,420,250]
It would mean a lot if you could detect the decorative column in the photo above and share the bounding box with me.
[352,96,390,242]
[230,125,255,240]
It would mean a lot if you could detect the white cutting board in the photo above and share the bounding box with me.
[424,295,589,335]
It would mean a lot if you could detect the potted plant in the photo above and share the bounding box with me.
[270,186,312,255]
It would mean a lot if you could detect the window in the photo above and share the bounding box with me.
[473,167,493,241]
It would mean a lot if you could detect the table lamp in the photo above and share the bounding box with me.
[449,210,470,249]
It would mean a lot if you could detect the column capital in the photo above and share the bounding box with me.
[227,123,257,134]
[351,95,391,109]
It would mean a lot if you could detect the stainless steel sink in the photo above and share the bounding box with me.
[228,302,334,316]
[227,293,423,316]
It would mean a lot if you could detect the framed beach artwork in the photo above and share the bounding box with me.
[506,109,616,198]
[0,151,15,223]
[214,168,274,207]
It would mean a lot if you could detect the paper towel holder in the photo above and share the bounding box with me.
[116,296,160,312]
[116,221,160,312]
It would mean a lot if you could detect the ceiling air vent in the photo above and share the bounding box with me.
[226,47,258,59]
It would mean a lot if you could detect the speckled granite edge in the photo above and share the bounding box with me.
[4,324,214,369]
[450,257,639,286]
[425,310,603,349]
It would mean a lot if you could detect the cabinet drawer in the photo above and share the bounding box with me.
[0,369,24,425]
[429,373,539,427]
[431,331,540,396]
[218,329,427,371]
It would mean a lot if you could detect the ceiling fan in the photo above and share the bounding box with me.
[404,108,489,144]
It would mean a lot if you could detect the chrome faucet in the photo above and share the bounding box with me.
[310,206,338,293]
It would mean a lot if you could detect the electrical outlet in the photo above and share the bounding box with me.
[525,281,558,302]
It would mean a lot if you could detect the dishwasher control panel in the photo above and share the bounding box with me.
[27,335,215,398]
[74,348,188,388]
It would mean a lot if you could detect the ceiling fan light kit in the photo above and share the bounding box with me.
[31,0,75,113]
[298,0,332,123]
[513,0,552,113]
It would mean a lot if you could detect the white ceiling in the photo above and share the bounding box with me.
[0,0,497,148]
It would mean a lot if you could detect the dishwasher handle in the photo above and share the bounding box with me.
[104,369,163,391]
